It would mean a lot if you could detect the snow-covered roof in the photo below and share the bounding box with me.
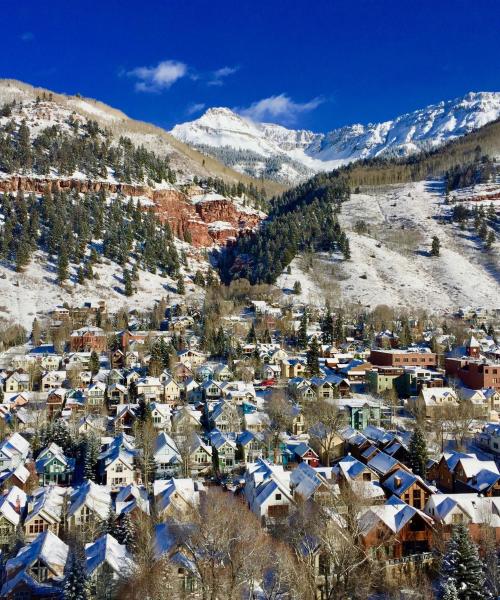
[85,534,134,577]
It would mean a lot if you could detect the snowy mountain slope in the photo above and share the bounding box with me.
[277,180,499,310]
[171,92,500,183]
[0,79,284,195]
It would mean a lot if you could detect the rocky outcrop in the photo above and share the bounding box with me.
[0,175,263,247]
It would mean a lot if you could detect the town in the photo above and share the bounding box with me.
[0,294,499,599]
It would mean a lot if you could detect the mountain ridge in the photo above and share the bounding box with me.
[171,91,500,183]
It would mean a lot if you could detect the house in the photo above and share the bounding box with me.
[281,358,306,379]
[67,480,111,531]
[213,364,233,382]
[424,493,500,544]
[136,376,164,402]
[24,486,66,541]
[112,405,137,434]
[4,372,31,393]
[154,432,181,478]
[35,443,75,486]
[98,435,136,488]
[162,376,181,404]
[244,459,294,523]
[0,433,31,471]
[334,455,384,501]
[289,461,337,502]
[1,530,69,599]
[70,326,107,352]
[185,433,213,475]
[288,377,316,402]
[107,383,128,406]
[445,357,500,392]
[84,381,106,410]
[177,349,206,368]
[201,379,223,401]
[150,402,172,431]
[284,441,320,467]
[154,478,205,517]
[208,429,237,474]
[0,486,26,550]
[41,370,67,392]
[411,387,459,418]
[339,398,381,430]
[237,430,265,464]
[359,496,435,560]
[85,534,135,596]
[171,405,203,434]
[209,400,241,432]
[428,451,500,495]
[380,468,432,509]
[476,422,500,454]
[47,388,67,416]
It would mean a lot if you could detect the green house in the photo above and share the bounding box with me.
[35,443,75,485]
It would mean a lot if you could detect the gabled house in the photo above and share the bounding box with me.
[237,430,265,464]
[1,530,68,599]
[0,486,26,550]
[85,381,107,409]
[98,435,136,489]
[35,443,75,486]
[154,432,181,478]
[208,429,237,474]
[209,400,241,433]
[85,534,135,597]
[244,459,294,523]
[67,480,111,532]
[41,370,67,392]
[154,478,205,518]
[428,451,500,496]
[150,402,172,431]
[0,433,31,471]
[4,372,31,393]
[162,376,181,404]
[136,376,164,402]
[381,468,432,509]
[24,486,66,542]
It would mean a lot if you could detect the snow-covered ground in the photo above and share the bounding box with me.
[0,248,207,329]
[278,180,499,311]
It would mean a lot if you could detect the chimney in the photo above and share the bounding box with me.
[394,476,402,488]
[14,496,21,514]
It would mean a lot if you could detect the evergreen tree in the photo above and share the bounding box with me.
[442,581,459,600]
[431,235,441,257]
[89,351,100,376]
[247,322,257,344]
[306,336,321,376]
[123,268,133,296]
[297,310,308,349]
[83,433,100,481]
[441,524,489,600]
[63,541,90,600]
[334,311,344,345]
[77,266,85,285]
[321,307,334,345]
[117,512,135,549]
[485,230,495,250]
[408,426,428,479]
[177,274,185,295]
[57,247,69,284]
[293,280,302,295]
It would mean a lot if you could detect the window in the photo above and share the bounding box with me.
[275,493,282,500]
[452,513,463,524]
[115,464,123,473]
[29,519,46,534]
[362,472,371,482]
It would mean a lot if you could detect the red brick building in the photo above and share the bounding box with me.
[369,348,437,368]
[445,358,500,391]
[70,326,107,352]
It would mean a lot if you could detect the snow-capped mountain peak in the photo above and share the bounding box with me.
[171,91,500,183]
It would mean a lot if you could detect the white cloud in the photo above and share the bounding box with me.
[187,102,206,115]
[207,66,239,86]
[128,59,188,92]
[238,93,324,123]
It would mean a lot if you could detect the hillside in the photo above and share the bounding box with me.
[0,81,273,326]
[276,179,499,311]
[0,79,285,197]
[171,92,500,184]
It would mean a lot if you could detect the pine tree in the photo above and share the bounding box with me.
[89,351,100,376]
[297,310,308,349]
[123,268,133,296]
[441,524,489,600]
[63,541,90,600]
[247,322,257,344]
[293,280,302,295]
[321,307,334,345]
[177,274,185,295]
[83,433,100,481]
[77,266,84,285]
[431,236,440,257]
[442,581,459,600]
[408,426,428,479]
[306,337,320,376]
[334,311,344,345]
[117,512,135,549]
[57,247,69,284]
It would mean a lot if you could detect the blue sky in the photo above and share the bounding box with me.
[2,0,499,132]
